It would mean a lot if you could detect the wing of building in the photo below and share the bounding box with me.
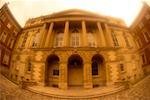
[0,3,21,78]
[130,3,150,75]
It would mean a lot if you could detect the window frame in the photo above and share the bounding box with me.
[71,31,80,47]
[111,32,119,47]
[54,32,64,47]
[92,61,99,76]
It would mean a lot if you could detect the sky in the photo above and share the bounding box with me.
[0,0,150,27]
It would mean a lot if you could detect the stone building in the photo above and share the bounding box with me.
[130,3,150,75]
[0,4,21,77]
[9,9,144,89]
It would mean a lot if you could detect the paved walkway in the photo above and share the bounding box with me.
[0,73,150,100]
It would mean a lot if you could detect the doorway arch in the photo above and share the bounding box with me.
[91,54,106,87]
[45,54,59,87]
[68,54,83,87]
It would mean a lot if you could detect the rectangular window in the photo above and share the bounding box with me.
[7,38,12,48]
[0,32,7,43]
[124,35,130,48]
[21,32,28,48]
[2,53,10,65]
[143,32,149,43]
[32,31,40,48]
[92,68,98,75]
[111,32,119,47]
[53,69,59,76]
[120,64,124,71]
[55,33,63,47]
[13,30,18,36]
[27,60,32,72]
[71,33,79,47]
[92,62,99,75]
[141,54,146,64]
[137,38,142,47]
[10,40,14,48]
[135,40,140,48]
[1,14,6,22]
[88,33,96,47]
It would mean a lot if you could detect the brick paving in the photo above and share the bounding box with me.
[0,74,150,100]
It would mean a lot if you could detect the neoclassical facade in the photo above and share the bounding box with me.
[10,9,144,89]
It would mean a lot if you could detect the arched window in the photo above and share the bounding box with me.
[91,54,104,76]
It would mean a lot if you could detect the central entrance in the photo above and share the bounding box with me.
[68,54,83,87]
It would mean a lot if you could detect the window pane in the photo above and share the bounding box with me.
[92,62,98,75]
[112,32,119,47]
[88,33,96,47]
[71,32,79,47]
[55,33,63,47]
[53,69,59,76]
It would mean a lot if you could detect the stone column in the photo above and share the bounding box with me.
[25,31,33,48]
[40,23,48,48]
[63,21,69,47]
[97,22,106,47]
[104,23,113,47]
[84,62,93,89]
[82,21,88,46]
[59,61,68,89]
[105,63,112,85]
[44,22,54,48]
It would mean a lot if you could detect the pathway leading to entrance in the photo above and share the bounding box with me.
[0,73,150,100]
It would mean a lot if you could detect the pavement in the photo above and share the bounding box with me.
[0,73,150,100]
